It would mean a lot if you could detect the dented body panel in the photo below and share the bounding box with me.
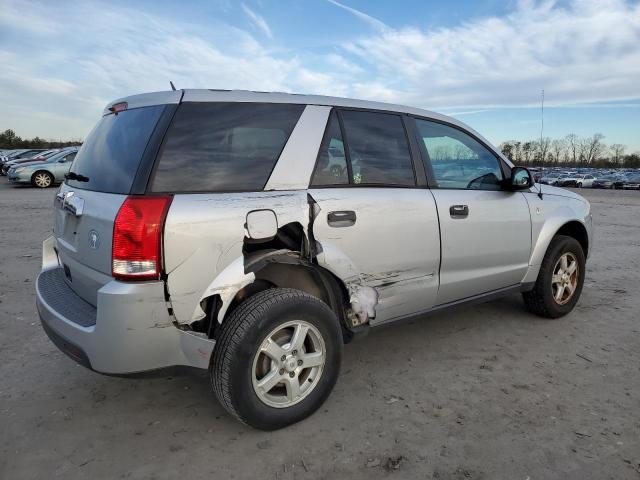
[309,187,440,324]
[163,190,310,323]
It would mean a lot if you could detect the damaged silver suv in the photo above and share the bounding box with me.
[36,90,592,430]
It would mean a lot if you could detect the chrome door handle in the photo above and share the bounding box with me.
[327,210,356,227]
[449,205,469,218]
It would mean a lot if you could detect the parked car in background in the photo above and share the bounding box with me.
[7,147,78,188]
[612,172,633,189]
[2,149,60,175]
[36,89,592,430]
[591,175,617,189]
[0,149,47,174]
[1,149,35,164]
[540,173,564,185]
[558,173,595,188]
[576,174,596,188]
[622,175,640,190]
[0,149,27,163]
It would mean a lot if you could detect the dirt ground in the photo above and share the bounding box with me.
[0,181,638,480]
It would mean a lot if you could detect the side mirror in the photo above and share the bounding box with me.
[507,167,533,190]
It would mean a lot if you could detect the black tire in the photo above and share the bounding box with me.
[31,170,53,188]
[576,182,582,188]
[522,235,585,318]
[210,288,343,430]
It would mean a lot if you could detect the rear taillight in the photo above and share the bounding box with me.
[112,195,172,281]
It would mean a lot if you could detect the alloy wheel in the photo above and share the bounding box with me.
[551,252,579,305]
[252,320,326,408]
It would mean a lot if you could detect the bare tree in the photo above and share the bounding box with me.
[522,141,534,163]
[512,141,522,163]
[565,133,579,164]
[499,141,515,162]
[535,137,551,165]
[550,138,566,164]
[579,133,605,165]
[610,144,626,165]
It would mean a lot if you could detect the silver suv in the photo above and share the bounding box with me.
[36,90,592,430]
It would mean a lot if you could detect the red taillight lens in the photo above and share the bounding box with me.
[112,195,172,281]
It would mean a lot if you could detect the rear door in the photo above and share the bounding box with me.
[309,109,440,324]
[412,118,531,305]
[53,104,171,306]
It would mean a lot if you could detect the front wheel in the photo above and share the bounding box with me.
[31,171,53,188]
[210,288,343,430]
[577,182,582,188]
[523,235,586,318]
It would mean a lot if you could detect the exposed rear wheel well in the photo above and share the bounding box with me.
[199,261,353,343]
[555,221,588,257]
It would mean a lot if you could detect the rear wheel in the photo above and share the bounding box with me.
[576,182,582,188]
[523,235,585,318]
[32,171,53,188]
[210,288,343,430]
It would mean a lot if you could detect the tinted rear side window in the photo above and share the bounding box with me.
[150,102,304,193]
[66,105,165,193]
[340,110,415,186]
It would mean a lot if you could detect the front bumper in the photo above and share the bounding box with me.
[8,172,30,183]
[36,239,214,374]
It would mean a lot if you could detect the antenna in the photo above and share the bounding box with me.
[170,81,177,91]
[538,89,544,199]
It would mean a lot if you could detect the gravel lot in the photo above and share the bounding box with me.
[1,181,639,479]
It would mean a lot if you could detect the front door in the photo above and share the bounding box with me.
[412,117,532,305]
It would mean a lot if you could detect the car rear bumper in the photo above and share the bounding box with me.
[36,261,214,374]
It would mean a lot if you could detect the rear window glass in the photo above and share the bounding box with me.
[66,105,165,193]
[150,102,304,193]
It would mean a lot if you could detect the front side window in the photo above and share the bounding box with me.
[414,119,503,190]
[151,102,304,193]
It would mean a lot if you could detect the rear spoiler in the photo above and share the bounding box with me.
[103,90,183,116]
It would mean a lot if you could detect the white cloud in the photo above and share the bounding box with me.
[0,0,638,141]
[0,0,347,138]
[340,0,640,109]
[325,0,390,33]
[241,3,273,39]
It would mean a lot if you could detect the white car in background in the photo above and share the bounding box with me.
[575,174,595,188]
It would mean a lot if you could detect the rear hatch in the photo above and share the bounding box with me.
[53,102,173,306]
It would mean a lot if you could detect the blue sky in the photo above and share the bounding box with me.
[1,0,639,151]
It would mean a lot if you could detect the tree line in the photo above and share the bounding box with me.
[0,129,82,150]
[499,134,640,169]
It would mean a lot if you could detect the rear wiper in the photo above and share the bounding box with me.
[65,171,89,182]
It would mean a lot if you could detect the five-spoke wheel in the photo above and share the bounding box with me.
[523,235,586,318]
[551,252,579,305]
[211,288,342,430]
[252,320,325,408]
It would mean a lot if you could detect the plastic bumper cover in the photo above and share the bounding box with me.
[36,266,214,374]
